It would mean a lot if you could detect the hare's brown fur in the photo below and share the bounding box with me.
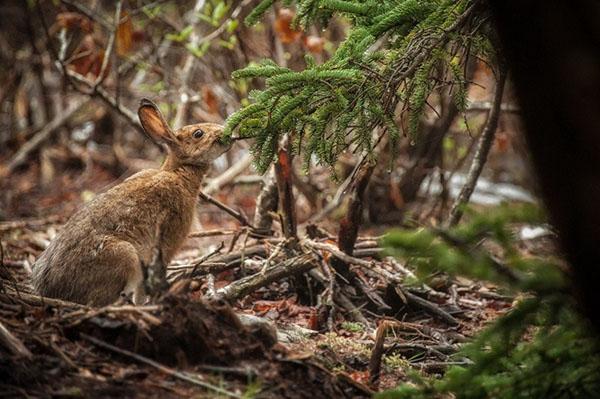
[31,99,230,306]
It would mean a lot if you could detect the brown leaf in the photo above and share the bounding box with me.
[202,86,220,115]
[68,34,100,77]
[55,12,93,33]
[274,9,302,44]
[116,10,133,56]
[307,309,319,330]
[90,50,110,80]
[349,371,370,385]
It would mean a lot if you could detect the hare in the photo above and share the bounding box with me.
[31,99,231,306]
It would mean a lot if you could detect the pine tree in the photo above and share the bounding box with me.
[225,2,600,397]
[224,0,489,173]
[380,205,600,398]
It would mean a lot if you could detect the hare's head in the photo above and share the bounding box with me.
[138,98,231,167]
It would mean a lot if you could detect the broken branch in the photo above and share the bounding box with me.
[216,254,316,301]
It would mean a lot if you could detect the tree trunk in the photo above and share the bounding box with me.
[489,1,600,328]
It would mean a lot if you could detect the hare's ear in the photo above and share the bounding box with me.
[138,99,177,146]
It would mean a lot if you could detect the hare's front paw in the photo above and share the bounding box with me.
[118,291,135,305]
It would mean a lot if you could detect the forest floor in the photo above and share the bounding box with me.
[0,164,554,398]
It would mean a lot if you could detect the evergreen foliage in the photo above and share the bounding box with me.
[380,204,600,399]
[224,0,487,172]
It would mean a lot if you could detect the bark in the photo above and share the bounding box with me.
[274,146,297,238]
[331,160,375,283]
[253,168,278,233]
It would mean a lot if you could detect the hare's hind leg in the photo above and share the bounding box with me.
[88,240,144,306]
[122,260,146,305]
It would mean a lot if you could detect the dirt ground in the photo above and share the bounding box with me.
[0,162,558,398]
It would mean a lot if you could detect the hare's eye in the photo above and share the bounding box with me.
[193,129,205,139]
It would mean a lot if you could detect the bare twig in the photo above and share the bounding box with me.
[198,191,254,228]
[308,160,361,223]
[305,240,374,269]
[168,245,268,277]
[3,99,87,175]
[253,167,279,233]
[65,70,144,134]
[80,333,241,398]
[173,0,207,129]
[399,287,459,326]
[92,0,122,89]
[169,242,225,282]
[3,287,88,309]
[306,240,457,323]
[369,320,396,388]
[196,0,253,45]
[216,254,316,301]
[0,321,33,359]
[333,289,371,326]
[446,64,507,227]
[188,229,240,238]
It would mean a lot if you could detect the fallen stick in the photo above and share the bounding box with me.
[169,242,224,283]
[216,254,316,301]
[3,287,88,309]
[400,288,459,326]
[308,269,371,327]
[307,240,458,325]
[188,229,241,238]
[334,290,371,327]
[168,245,267,277]
[0,320,32,359]
[369,320,397,388]
[80,333,241,398]
[305,240,373,268]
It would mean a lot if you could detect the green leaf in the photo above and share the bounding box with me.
[212,2,228,22]
[226,19,239,33]
[166,25,194,42]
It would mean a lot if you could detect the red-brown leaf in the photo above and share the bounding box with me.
[116,10,133,56]
[274,9,302,44]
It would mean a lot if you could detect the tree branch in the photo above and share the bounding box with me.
[216,254,316,301]
[446,64,507,227]
[2,98,87,175]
